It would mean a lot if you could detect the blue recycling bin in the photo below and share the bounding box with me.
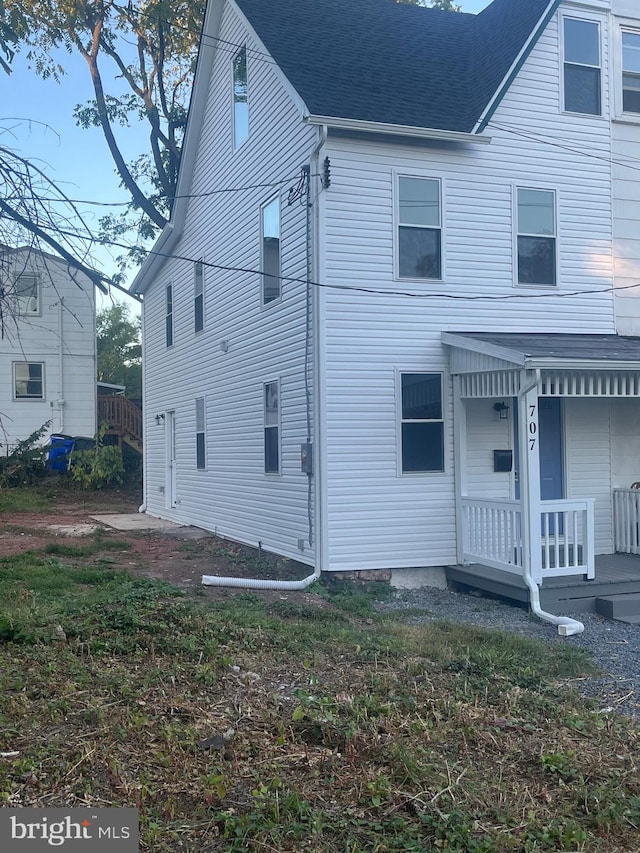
[47,434,75,472]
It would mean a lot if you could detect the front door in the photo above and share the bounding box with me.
[514,396,564,509]
[166,410,177,509]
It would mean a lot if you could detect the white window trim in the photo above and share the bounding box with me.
[13,361,45,401]
[14,273,41,317]
[263,378,281,476]
[260,195,282,308]
[613,24,640,123]
[560,14,603,117]
[195,396,207,471]
[194,258,205,334]
[512,184,558,289]
[232,44,249,151]
[395,369,447,477]
[393,171,444,283]
[166,282,174,348]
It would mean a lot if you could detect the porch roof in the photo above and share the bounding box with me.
[442,332,640,370]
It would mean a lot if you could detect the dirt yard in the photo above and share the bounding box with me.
[0,485,324,606]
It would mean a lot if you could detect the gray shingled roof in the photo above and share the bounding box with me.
[447,333,640,363]
[234,0,554,133]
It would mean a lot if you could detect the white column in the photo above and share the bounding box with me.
[453,375,468,565]
[518,381,542,584]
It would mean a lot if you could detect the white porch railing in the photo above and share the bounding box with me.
[462,497,595,582]
[613,489,640,555]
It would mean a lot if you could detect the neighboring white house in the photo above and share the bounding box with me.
[131,0,640,592]
[0,246,98,449]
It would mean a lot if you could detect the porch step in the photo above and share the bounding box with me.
[596,594,640,622]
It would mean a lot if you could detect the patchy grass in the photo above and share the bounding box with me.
[0,555,638,852]
[0,486,54,513]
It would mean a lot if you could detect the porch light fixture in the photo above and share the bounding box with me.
[493,401,509,420]
[155,413,165,425]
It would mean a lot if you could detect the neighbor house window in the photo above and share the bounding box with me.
[398,176,441,279]
[516,188,556,286]
[563,18,601,115]
[264,380,280,474]
[194,259,204,333]
[262,197,280,304]
[195,397,206,470]
[166,284,173,347]
[233,46,248,148]
[623,31,640,113]
[14,362,44,399]
[14,274,39,314]
[400,373,444,473]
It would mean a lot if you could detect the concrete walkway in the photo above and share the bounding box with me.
[90,513,186,532]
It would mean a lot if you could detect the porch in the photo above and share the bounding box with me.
[446,552,640,619]
[443,331,640,601]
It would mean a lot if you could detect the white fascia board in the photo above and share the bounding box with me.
[526,358,640,371]
[130,0,224,296]
[441,332,526,366]
[305,115,491,144]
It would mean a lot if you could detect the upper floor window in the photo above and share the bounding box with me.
[194,259,204,333]
[14,274,39,314]
[264,380,280,474]
[623,31,640,114]
[397,177,441,280]
[399,373,444,474]
[166,284,173,347]
[233,46,248,148]
[14,362,44,399]
[261,197,280,304]
[563,18,601,115]
[195,397,206,470]
[516,188,556,287]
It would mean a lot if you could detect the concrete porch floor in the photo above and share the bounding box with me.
[446,553,640,616]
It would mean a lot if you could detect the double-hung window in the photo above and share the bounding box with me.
[264,380,280,474]
[623,31,640,114]
[14,274,39,314]
[261,197,280,304]
[195,397,206,470]
[516,188,556,286]
[14,362,44,399]
[166,284,173,347]
[400,373,444,473]
[398,177,441,279]
[563,18,601,115]
[194,260,204,333]
[233,46,248,148]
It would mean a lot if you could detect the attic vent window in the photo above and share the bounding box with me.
[233,46,248,148]
[622,31,640,114]
[14,274,39,314]
[563,18,601,116]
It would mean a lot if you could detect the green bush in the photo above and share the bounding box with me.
[70,424,125,490]
[0,422,50,487]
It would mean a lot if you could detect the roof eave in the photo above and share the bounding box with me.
[525,358,640,372]
[305,115,492,144]
[442,331,526,365]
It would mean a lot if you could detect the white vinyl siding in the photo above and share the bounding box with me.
[563,17,601,115]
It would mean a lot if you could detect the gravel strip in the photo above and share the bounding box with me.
[375,586,640,719]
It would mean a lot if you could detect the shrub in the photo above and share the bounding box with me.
[0,422,50,487]
[70,424,125,490]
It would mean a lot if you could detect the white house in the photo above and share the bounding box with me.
[131,0,640,612]
[0,246,99,449]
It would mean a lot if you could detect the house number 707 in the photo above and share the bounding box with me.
[528,405,537,451]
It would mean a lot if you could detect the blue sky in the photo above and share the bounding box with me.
[1,0,492,307]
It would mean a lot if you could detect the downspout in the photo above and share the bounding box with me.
[518,370,584,636]
[138,295,147,514]
[57,298,65,433]
[202,127,328,592]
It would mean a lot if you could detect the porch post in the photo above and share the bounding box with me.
[452,375,467,564]
[518,379,542,584]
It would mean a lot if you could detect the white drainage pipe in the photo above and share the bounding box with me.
[522,572,584,636]
[202,566,321,591]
